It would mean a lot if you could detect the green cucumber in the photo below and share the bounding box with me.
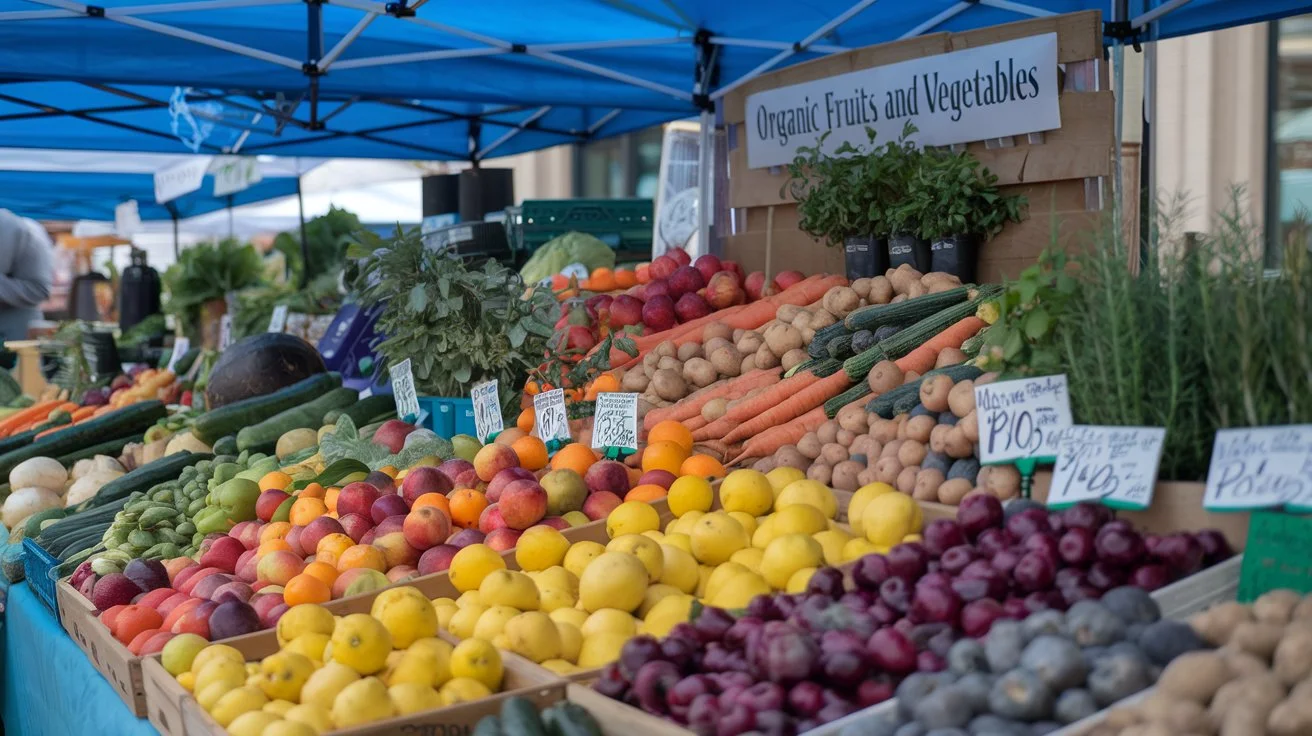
[85,452,212,509]
[236,387,359,452]
[542,703,602,736]
[193,373,342,444]
[211,435,238,455]
[0,401,167,481]
[498,697,546,736]
[472,716,503,736]
[338,394,398,426]
[23,507,67,538]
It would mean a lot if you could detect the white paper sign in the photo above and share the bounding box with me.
[592,393,639,451]
[114,200,141,237]
[218,314,233,350]
[211,156,262,197]
[1048,426,1166,509]
[533,388,570,442]
[166,337,190,373]
[975,375,1072,465]
[154,156,211,203]
[471,380,503,443]
[389,358,420,422]
[1205,426,1312,511]
[744,34,1061,169]
[268,304,288,333]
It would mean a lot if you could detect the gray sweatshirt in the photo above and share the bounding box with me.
[0,210,52,343]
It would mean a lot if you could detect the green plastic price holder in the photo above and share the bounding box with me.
[1015,458,1039,499]
[603,446,636,461]
[545,438,569,454]
[485,430,502,444]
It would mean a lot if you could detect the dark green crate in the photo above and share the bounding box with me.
[505,199,654,254]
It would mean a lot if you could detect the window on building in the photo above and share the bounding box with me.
[1270,16,1312,264]
[574,127,665,199]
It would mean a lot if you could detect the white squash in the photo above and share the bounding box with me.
[9,457,68,494]
[65,469,125,508]
[2,487,62,528]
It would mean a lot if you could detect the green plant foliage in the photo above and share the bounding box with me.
[351,228,557,413]
[272,206,361,284]
[893,147,1026,240]
[162,238,265,339]
[232,273,344,340]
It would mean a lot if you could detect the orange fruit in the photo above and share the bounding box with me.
[551,443,598,476]
[550,274,569,291]
[615,269,637,288]
[258,539,292,556]
[449,488,489,529]
[325,487,341,514]
[284,573,332,606]
[315,533,355,567]
[299,482,326,500]
[516,408,536,434]
[524,380,542,396]
[337,544,386,572]
[289,497,328,526]
[625,484,668,503]
[259,471,293,492]
[411,493,451,516]
[649,421,694,452]
[679,454,727,479]
[259,521,292,544]
[584,373,621,401]
[113,605,163,646]
[495,428,527,447]
[302,561,339,587]
[636,263,651,284]
[511,435,549,471]
[642,440,689,475]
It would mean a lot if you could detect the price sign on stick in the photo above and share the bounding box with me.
[166,337,190,373]
[471,380,503,443]
[1205,426,1312,512]
[1048,426,1166,509]
[533,389,570,442]
[974,375,1073,465]
[592,393,639,451]
[268,305,288,333]
[389,359,421,423]
[218,314,233,350]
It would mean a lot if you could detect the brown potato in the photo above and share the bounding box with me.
[1272,629,1312,685]
[763,323,805,357]
[857,467,880,486]
[837,404,868,434]
[709,347,742,378]
[1210,673,1286,726]
[929,424,952,454]
[937,478,973,505]
[773,445,809,471]
[821,286,861,318]
[1230,622,1285,661]
[868,275,894,304]
[701,397,728,422]
[873,456,903,484]
[914,468,945,501]
[797,432,822,459]
[851,278,873,300]
[752,457,776,473]
[651,369,688,401]
[898,440,927,468]
[808,309,837,329]
[1191,601,1253,646]
[1292,597,1312,621]
[867,360,905,394]
[677,342,703,362]
[736,331,764,355]
[1158,651,1232,703]
[1255,589,1303,625]
[658,355,682,372]
[919,374,953,412]
[754,343,781,369]
[959,410,979,442]
[986,464,1021,498]
[943,426,975,458]
[1267,693,1312,736]
[774,305,803,324]
[1221,649,1269,678]
[806,462,833,485]
[642,352,661,375]
[896,464,920,495]
[682,357,717,388]
[905,415,935,444]
[948,379,976,417]
[848,434,879,461]
[781,349,809,372]
[740,355,757,374]
[621,370,650,392]
[702,322,733,342]
[817,421,840,445]
[881,439,903,458]
[831,460,864,492]
[653,340,677,358]
[835,428,856,447]
[870,418,899,443]
[819,442,849,466]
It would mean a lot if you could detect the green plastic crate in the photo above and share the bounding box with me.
[505,199,654,256]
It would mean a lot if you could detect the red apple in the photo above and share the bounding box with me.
[745,271,768,300]
[301,516,346,553]
[774,270,805,290]
[373,420,417,453]
[479,504,508,534]
[418,545,460,575]
[402,506,453,551]
[337,513,372,543]
[487,467,536,503]
[485,528,523,552]
[255,490,291,523]
[401,466,454,506]
[337,482,381,519]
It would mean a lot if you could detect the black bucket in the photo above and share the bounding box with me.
[930,233,981,282]
[843,235,890,280]
[888,233,931,271]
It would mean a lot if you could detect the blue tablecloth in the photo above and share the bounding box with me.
[2,582,159,736]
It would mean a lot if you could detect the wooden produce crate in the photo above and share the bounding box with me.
[143,634,565,736]
[568,683,693,736]
[56,578,153,716]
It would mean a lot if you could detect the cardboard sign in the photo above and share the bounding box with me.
[268,304,288,333]
[471,380,503,443]
[532,389,570,442]
[744,34,1061,169]
[218,314,233,350]
[165,337,190,373]
[1238,511,1312,602]
[1048,425,1166,509]
[1204,425,1312,511]
[974,375,1072,465]
[154,156,211,203]
[591,393,639,451]
[389,358,420,423]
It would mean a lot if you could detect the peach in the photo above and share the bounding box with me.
[585,460,631,495]
[373,532,420,569]
[139,631,175,655]
[191,572,233,601]
[232,521,264,551]
[437,459,474,487]
[500,480,548,530]
[300,516,346,552]
[331,567,372,598]
[336,482,381,519]
[446,528,485,548]
[541,469,588,516]
[257,551,304,586]
[250,593,284,622]
[417,544,460,575]
[255,489,291,522]
[473,444,519,482]
[364,470,397,496]
[163,598,203,632]
[156,592,193,619]
[486,467,536,503]
[133,588,177,609]
[386,565,418,583]
[583,490,623,521]
[173,600,217,638]
[538,516,570,531]
[371,494,410,524]
[402,506,452,550]
[337,513,372,543]
[285,525,305,557]
[199,536,245,573]
[337,544,386,572]
[360,529,377,546]
[234,549,259,583]
[173,565,211,595]
[454,468,481,490]
[401,466,454,506]
[342,570,389,598]
[478,504,507,535]
[262,603,290,629]
[637,469,677,490]
[485,527,522,552]
[372,420,416,454]
[163,558,196,583]
[212,581,255,604]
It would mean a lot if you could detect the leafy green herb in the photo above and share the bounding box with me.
[272,206,361,285]
[890,146,1026,240]
[162,238,265,339]
[534,330,638,401]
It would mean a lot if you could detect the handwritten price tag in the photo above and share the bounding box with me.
[389,358,421,423]
[592,393,638,451]
[471,380,503,443]
[1048,426,1166,509]
[218,314,233,350]
[166,337,190,373]
[268,304,288,333]
[533,389,570,442]
[1205,426,1312,512]
[974,375,1072,465]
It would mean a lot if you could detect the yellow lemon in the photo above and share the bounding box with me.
[258,651,315,701]
[226,710,279,736]
[581,608,637,638]
[812,529,853,566]
[665,510,704,536]
[548,607,588,629]
[555,621,583,662]
[727,511,758,539]
[540,659,579,675]
[848,482,895,536]
[786,567,817,593]
[332,677,395,728]
[440,677,493,705]
[658,544,699,594]
[578,551,648,613]
[539,587,578,613]
[606,534,664,582]
[577,632,630,668]
[606,501,661,538]
[472,605,521,641]
[192,644,245,676]
[284,703,334,733]
[284,633,329,663]
[761,533,825,589]
[729,546,765,572]
[330,613,392,674]
[562,540,606,578]
[536,566,578,595]
[394,638,454,688]
[263,720,318,736]
[455,590,483,608]
[449,544,507,593]
[862,492,919,546]
[719,469,774,515]
[689,512,749,565]
[638,583,683,618]
[776,479,838,519]
[667,475,713,517]
[195,656,246,698]
[843,537,881,561]
[161,633,210,677]
[703,561,749,602]
[709,571,771,609]
[641,594,694,638]
[388,682,444,715]
[450,638,503,690]
[662,531,693,553]
[299,661,360,711]
[447,603,488,639]
[641,530,665,544]
[479,569,540,610]
[371,587,440,648]
[771,503,829,536]
[263,699,295,716]
[515,526,570,571]
[210,686,269,727]
[502,611,562,663]
[751,516,778,549]
[276,604,335,645]
[432,599,459,630]
[177,671,196,693]
[196,681,235,711]
[766,466,806,495]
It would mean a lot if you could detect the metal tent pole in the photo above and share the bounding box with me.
[297,177,309,288]
[171,210,179,259]
[697,109,712,256]
[227,195,235,238]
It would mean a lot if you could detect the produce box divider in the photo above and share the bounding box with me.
[56,578,151,716]
[22,537,63,618]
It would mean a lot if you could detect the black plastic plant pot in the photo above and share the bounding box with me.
[930,233,981,282]
[888,233,931,271]
[843,235,890,280]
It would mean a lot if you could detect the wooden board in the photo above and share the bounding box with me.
[57,579,150,716]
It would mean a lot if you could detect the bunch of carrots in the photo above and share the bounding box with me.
[0,399,74,438]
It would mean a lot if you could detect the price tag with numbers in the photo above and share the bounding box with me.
[219,314,233,350]
[533,389,570,442]
[1048,425,1166,509]
[389,358,421,423]
[471,380,503,443]
[974,375,1072,465]
[166,337,190,373]
[591,393,639,451]
[268,304,288,333]
[1205,425,1312,512]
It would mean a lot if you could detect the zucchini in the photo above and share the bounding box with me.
[173,347,200,375]
[843,286,1001,380]
[864,364,983,418]
[236,387,359,451]
[0,427,42,456]
[844,285,974,331]
[808,321,849,359]
[192,372,342,444]
[212,435,238,455]
[0,401,167,481]
[23,507,67,538]
[823,382,873,418]
[338,393,399,426]
[826,333,856,360]
[499,697,546,736]
[542,702,603,736]
[85,452,212,509]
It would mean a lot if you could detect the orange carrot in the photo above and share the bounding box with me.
[693,439,732,462]
[720,372,853,445]
[0,400,59,438]
[730,406,828,465]
[682,415,709,433]
[642,368,781,430]
[69,405,98,422]
[894,316,987,375]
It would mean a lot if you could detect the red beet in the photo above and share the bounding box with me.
[788,681,825,718]
[1195,529,1233,563]
[939,545,979,575]
[620,636,664,681]
[886,542,929,580]
[686,694,721,732]
[867,627,917,674]
[735,681,786,712]
[724,617,764,652]
[976,528,1017,557]
[957,493,1004,539]
[693,254,723,283]
[1061,502,1111,530]
[916,650,948,672]
[1095,526,1146,566]
[661,636,699,672]
[649,255,679,280]
[960,599,1006,637]
[1005,507,1052,539]
[609,295,644,328]
[1022,532,1061,561]
[667,675,714,720]
[595,663,629,696]
[1087,561,1127,590]
[644,279,671,299]
[759,629,819,684]
[990,549,1022,576]
[633,660,682,714]
[693,606,735,642]
[1129,564,1171,591]
[915,571,953,591]
[878,577,911,613]
[856,676,895,708]
[1152,533,1204,575]
[805,567,846,599]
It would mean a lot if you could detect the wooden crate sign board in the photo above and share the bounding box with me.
[1238,512,1312,602]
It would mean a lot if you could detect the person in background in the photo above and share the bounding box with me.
[0,210,53,345]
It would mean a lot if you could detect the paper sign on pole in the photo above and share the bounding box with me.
[154,157,211,203]
[166,337,190,373]
[218,314,233,350]
[268,305,288,333]
[114,200,141,237]
[533,389,570,442]
[974,375,1072,465]
[471,380,503,443]
[592,393,639,451]
[1048,426,1166,509]
[744,34,1061,170]
[1204,426,1312,512]
[389,359,420,423]
[211,156,263,197]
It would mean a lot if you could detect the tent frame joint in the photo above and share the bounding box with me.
[1103,20,1142,51]
[85,5,103,17]
[511,43,527,53]
[383,1,414,18]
